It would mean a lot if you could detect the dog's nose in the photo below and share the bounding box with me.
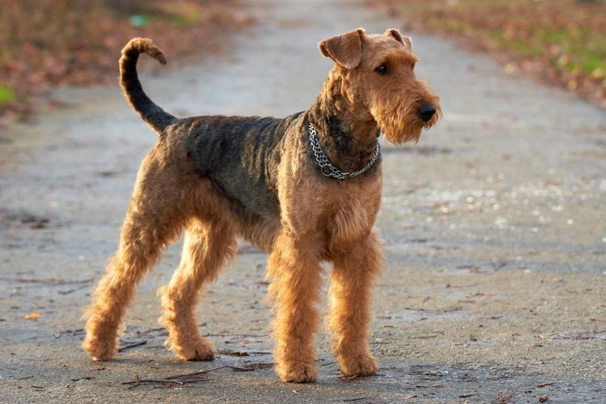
[418,103,437,122]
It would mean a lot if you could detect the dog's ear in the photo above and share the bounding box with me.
[319,28,365,69]
[385,29,412,50]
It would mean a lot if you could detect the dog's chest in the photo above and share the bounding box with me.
[325,182,381,247]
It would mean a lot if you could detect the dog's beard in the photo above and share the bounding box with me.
[379,114,424,145]
[373,105,440,146]
[372,93,441,146]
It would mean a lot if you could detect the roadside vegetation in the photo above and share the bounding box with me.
[369,0,606,109]
[0,0,253,121]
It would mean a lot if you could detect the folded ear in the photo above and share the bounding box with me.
[384,28,412,50]
[319,28,365,69]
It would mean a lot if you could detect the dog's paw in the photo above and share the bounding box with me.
[170,337,216,361]
[276,362,318,383]
[82,334,118,361]
[338,353,379,378]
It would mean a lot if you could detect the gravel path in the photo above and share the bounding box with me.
[1,0,605,402]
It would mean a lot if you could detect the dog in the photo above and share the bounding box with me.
[83,28,441,383]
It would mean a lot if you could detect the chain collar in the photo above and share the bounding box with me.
[308,122,381,180]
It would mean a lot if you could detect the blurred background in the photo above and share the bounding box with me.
[0,0,254,121]
[1,0,605,123]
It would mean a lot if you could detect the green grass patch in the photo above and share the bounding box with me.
[0,86,16,104]
[580,54,606,73]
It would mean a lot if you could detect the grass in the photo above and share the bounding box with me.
[0,86,16,104]
[370,0,606,107]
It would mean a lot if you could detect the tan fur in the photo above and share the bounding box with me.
[82,28,441,383]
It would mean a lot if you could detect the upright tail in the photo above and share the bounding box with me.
[119,38,176,134]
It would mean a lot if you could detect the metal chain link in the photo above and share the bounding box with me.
[308,123,380,180]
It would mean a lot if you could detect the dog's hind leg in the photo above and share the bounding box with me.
[82,152,192,361]
[159,215,237,361]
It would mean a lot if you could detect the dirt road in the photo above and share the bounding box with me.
[1,0,605,402]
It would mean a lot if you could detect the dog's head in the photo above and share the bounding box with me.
[319,28,441,145]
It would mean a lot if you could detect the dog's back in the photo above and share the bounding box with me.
[174,113,301,218]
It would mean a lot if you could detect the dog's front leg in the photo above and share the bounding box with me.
[327,229,384,377]
[266,231,323,383]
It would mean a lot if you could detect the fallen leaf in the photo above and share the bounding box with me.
[535,394,549,402]
[459,392,475,398]
[538,381,553,387]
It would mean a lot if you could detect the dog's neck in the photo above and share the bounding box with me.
[307,73,380,174]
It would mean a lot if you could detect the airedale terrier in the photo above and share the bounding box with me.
[83,28,441,383]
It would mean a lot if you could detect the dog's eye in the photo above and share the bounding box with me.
[375,64,388,74]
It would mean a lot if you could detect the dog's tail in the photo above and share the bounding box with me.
[120,38,176,134]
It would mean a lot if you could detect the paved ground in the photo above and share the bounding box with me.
[1,0,605,403]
